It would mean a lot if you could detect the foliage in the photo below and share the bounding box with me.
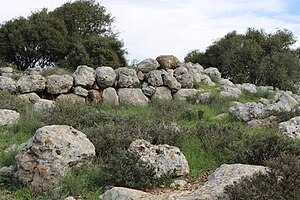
[102,150,170,189]
[0,90,31,113]
[185,28,300,91]
[223,154,300,200]
[0,0,127,70]
[229,129,300,165]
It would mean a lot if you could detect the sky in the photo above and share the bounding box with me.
[0,0,300,62]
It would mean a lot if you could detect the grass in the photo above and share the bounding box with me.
[0,88,298,199]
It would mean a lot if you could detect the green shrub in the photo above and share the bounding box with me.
[223,154,300,200]
[0,149,18,167]
[229,129,300,165]
[0,91,31,113]
[102,150,170,190]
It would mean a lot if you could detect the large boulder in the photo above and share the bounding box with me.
[156,55,180,70]
[228,102,266,122]
[0,109,20,126]
[174,66,193,88]
[141,82,156,96]
[102,87,119,106]
[265,91,298,113]
[118,88,149,106]
[15,125,95,194]
[137,58,160,73]
[101,187,151,200]
[95,66,116,88]
[73,65,95,88]
[18,93,41,104]
[128,139,189,178]
[46,75,73,94]
[236,83,257,94]
[0,76,16,93]
[184,62,204,83]
[16,75,46,93]
[115,67,140,88]
[74,86,89,97]
[204,67,222,82]
[145,70,165,87]
[173,89,198,101]
[278,116,300,139]
[162,73,181,92]
[151,86,172,101]
[220,86,242,98]
[33,99,56,112]
[247,116,279,129]
[56,93,85,103]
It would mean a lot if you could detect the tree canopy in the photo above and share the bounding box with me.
[185,28,300,91]
[0,0,127,71]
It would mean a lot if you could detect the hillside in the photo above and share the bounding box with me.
[0,55,299,200]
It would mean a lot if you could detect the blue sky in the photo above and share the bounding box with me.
[0,0,300,62]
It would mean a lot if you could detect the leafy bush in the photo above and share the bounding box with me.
[223,154,300,200]
[0,149,18,167]
[102,151,170,190]
[229,129,300,165]
[0,91,31,113]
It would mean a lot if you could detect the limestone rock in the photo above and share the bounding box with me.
[156,55,180,70]
[0,109,20,126]
[56,93,85,103]
[115,67,140,88]
[0,76,16,93]
[174,89,198,101]
[184,62,204,83]
[237,83,257,94]
[219,78,235,87]
[204,67,222,82]
[102,87,119,106]
[73,65,95,87]
[137,58,160,73]
[197,91,212,104]
[16,75,46,93]
[170,179,188,190]
[228,102,266,122]
[0,67,13,74]
[151,86,172,101]
[247,116,279,129]
[95,66,116,88]
[137,71,145,81]
[265,91,298,113]
[33,99,56,112]
[46,75,73,94]
[118,88,149,106]
[141,82,156,96]
[101,187,151,200]
[200,74,216,86]
[162,73,181,92]
[18,93,41,104]
[0,165,15,176]
[174,66,193,88]
[15,125,95,194]
[74,86,89,97]
[279,116,300,139]
[145,70,165,87]
[64,197,76,200]
[88,89,101,103]
[220,86,242,98]
[128,139,189,178]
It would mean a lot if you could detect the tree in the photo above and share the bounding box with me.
[0,0,127,70]
[185,28,300,91]
[0,9,68,70]
[52,0,127,69]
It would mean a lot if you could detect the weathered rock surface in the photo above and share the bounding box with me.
[74,86,89,97]
[115,67,140,88]
[156,55,180,70]
[137,58,160,73]
[220,86,242,98]
[16,75,46,93]
[15,125,95,194]
[128,139,189,178]
[118,88,149,106]
[146,70,165,87]
[56,93,85,103]
[95,66,116,88]
[200,74,216,86]
[228,102,266,122]
[204,67,222,82]
[101,187,151,200]
[174,66,193,88]
[197,91,212,104]
[265,91,298,113]
[142,82,156,96]
[0,109,20,126]
[73,65,95,87]
[184,62,204,83]
[0,76,16,93]
[46,75,73,94]
[88,90,101,103]
[102,87,119,106]
[151,86,172,101]
[18,92,41,104]
[174,89,198,101]
[219,79,235,87]
[237,83,257,94]
[279,116,300,139]
[33,99,56,112]
[162,73,181,92]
